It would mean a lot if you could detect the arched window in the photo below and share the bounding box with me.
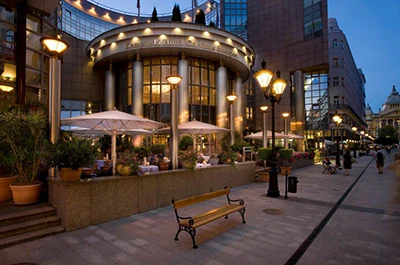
[332,39,338,48]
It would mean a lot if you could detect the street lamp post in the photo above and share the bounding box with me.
[166,75,183,170]
[40,37,69,144]
[255,60,286,198]
[226,94,238,145]
[360,130,365,151]
[282,112,289,149]
[351,124,357,158]
[260,106,268,148]
[332,112,342,167]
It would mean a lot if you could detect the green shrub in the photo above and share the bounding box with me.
[179,136,193,151]
[230,140,250,153]
[132,146,149,159]
[149,143,165,155]
[279,149,293,160]
[258,148,272,161]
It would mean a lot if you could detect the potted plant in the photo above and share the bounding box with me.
[0,143,16,202]
[149,143,166,168]
[51,137,99,182]
[116,150,139,176]
[279,149,293,175]
[0,101,50,205]
[179,147,197,170]
[221,148,237,167]
[257,148,272,182]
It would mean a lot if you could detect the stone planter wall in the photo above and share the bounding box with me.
[278,157,314,170]
[48,162,256,231]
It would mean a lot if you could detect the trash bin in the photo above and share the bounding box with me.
[288,176,298,193]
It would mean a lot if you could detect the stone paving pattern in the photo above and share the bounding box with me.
[1,151,399,265]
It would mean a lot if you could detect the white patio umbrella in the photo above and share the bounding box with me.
[324,139,335,145]
[65,127,154,136]
[61,109,166,175]
[244,131,286,139]
[158,120,230,153]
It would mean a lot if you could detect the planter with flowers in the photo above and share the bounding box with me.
[116,150,139,176]
[51,137,99,182]
[179,147,197,170]
[278,150,315,171]
[278,149,293,175]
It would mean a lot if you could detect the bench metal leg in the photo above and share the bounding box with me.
[225,215,228,219]
[175,225,198,249]
[174,226,183,241]
[239,208,246,224]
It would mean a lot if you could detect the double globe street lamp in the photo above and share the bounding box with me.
[332,112,342,167]
[254,60,286,198]
[226,94,238,145]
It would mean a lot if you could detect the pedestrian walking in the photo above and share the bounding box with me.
[343,150,352,176]
[373,147,385,174]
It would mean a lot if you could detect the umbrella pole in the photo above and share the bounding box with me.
[112,134,116,176]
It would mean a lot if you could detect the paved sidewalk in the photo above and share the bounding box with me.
[1,152,399,265]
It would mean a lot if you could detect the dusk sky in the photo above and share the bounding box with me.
[93,0,400,113]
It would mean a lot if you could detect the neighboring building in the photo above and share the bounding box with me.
[328,18,366,141]
[365,103,378,139]
[246,0,330,150]
[0,0,61,104]
[370,86,400,139]
[220,0,247,40]
[62,0,220,41]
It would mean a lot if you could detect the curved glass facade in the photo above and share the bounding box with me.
[118,56,219,125]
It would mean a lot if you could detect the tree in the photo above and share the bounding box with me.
[195,9,206,25]
[151,7,159,22]
[171,4,182,22]
[376,125,399,145]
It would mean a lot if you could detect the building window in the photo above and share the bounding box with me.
[332,58,338,67]
[340,40,344,49]
[332,39,338,48]
[333,77,339,86]
[304,0,323,39]
[246,107,253,119]
[304,70,329,130]
[223,0,247,40]
[333,96,339,105]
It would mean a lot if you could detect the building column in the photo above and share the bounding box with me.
[104,64,115,110]
[132,54,143,116]
[178,53,189,123]
[294,70,305,136]
[16,1,27,104]
[233,73,243,139]
[216,61,228,129]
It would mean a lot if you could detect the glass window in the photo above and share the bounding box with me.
[201,68,208,86]
[143,66,150,84]
[127,69,132,87]
[26,50,41,69]
[26,15,41,33]
[152,65,161,83]
[152,85,160,103]
[201,87,208,105]
[161,84,170,103]
[192,86,201,104]
[143,85,150,103]
[26,31,41,50]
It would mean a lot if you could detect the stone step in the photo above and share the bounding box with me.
[0,206,56,227]
[0,215,61,239]
[0,225,65,249]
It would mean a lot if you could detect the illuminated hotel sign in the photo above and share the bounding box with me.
[125,37,238,58]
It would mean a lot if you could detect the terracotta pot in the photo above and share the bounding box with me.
[0,176,17,201]
[258,170,270,182]
[10,181,42,205]
[280,166,292,176]
[116,165,134,176]
[60,168,83,182]
[159,161,169,171]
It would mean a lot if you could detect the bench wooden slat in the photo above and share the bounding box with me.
[173,188,230,209]
[179,204,244,228]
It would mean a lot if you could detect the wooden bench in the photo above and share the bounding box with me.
[171,187,246,249]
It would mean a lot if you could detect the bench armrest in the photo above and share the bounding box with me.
[177,216,195,225]
[227,197,245,206]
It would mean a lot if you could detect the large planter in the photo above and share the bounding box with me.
[10,181,42,205]
[280,166,292,176]
[0,176,17,201]
[116,165,134,176]
[159,161,169,171]
[60,168,83,182]
[258,170,270,183]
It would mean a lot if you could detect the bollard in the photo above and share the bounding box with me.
[288,176,298,193]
